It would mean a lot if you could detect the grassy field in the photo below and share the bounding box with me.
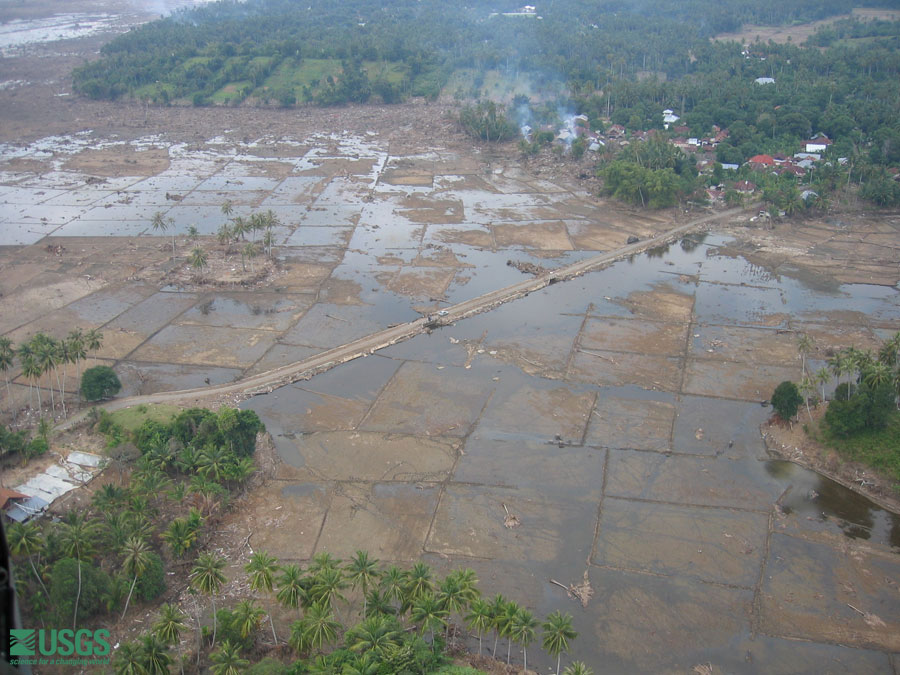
[109,403,181,432]
[822,412,900,483]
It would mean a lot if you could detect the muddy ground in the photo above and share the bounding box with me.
[2,1,900,673]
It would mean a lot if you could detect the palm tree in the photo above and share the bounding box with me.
[364,587,395,618]
[542,610,578,675]
[246,550,278,593]
[465,597,492,655]
[563,663,594,675]
[59,512,100,629]
[815,366,831,402]
[210,640,248,675]
[499,600,519,665]
[163,518,198,558]
[345,550,380,616]
[232,599,265,640]
[67,328,86,383]
[510,607,537,671]
[154,603,188,645]
[151,211,168,244]
[7,521,49,596]
[198,444,231,482]
[221,200,233,219]
[139,633,170,675]
[301,600,342,653]
[189,553,227,646]
[311,565,347,613]
[379,564,407,614]
[437,572,468,635]
[347,614,401,657]
[121,536,153,619]
[32,334,59,414]
[405,561,435,605]
[242,242,257,273]
[799,376,814,423]
[0,336,15,420]
[84,328,103,358]
[410,591,448,650]
[189,247,208,272]
[796,333,813,376]
[113,641,146,675]
[18,341,41,412]
[488,593,508,658]
[276,563,307,612]
[864,362,893,390]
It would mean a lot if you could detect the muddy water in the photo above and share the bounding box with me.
[244,236,900,672]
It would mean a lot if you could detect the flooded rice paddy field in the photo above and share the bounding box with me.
[238,234,900,672]
[1,127,900,672]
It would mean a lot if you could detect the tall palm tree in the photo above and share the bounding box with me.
[33,334,61,415]
[410,591,448,651]
[796,333,813,377]
[345,550,380,616]
[276,563,307,613]
[7,521,49,596]
[121,536,153,619]
[84,328,104,359]
[465,597,492,655]
[0,336,15,419]
[18,341,41,412]
[189,553,227,646]
[67,328,87,383]
[437,573,468,635]
[59,512,100,629]
[210,640,248,675]
[488,593,508,658]
[542,610,578,675]
[510,607,537,671]
[815,366,831,402]
[499,600,519,665]
[163,518,198,558]
[154,603,188,645]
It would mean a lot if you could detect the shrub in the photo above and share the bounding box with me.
[771,381,803,422]
[135,552,166,602]
[81,366,122,401]
[49,557,111,624]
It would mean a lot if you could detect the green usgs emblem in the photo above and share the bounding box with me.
[10,628,110,657]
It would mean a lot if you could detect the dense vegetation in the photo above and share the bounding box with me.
[786,332,900,483]
[7,406,263,630]
[72,0,900,210]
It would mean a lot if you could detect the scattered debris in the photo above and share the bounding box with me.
[549,570,594,608]
[506,259,549,276]
[501,503,520,529]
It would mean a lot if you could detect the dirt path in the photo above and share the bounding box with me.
[57,206,750,428]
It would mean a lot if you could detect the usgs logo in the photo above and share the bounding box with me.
[10,628,110,657]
